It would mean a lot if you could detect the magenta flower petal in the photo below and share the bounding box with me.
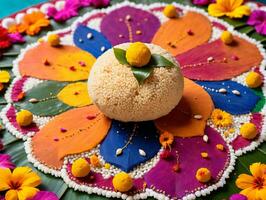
[29,191,59,200]
[192,0,211,6]
[247,10,266,35]
[0,154,15,169]
[229,194,248,200]
[8,33,25,44]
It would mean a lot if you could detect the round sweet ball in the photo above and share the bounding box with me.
[71,158,90,178]
[16,110,33,127]
[221,31,233,45]
[163,4,178,18]
[245,71,262,88]
[47,34,60,46]
[195,168,211,183]
[240,123,258,140]
[88,43,184,122]
[112,172,133,192]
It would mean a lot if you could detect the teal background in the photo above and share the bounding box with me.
[0,0,47,19]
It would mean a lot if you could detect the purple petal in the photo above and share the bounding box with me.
[229,194,248,200]
[29,191,59,200]
[192,0,211,6]
[47,7,58,18]
[247,10,266,26]
[0,154,15,169]
[8,33,25,44]
[255,22,266,36]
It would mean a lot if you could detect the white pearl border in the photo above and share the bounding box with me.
[1,1,265,199]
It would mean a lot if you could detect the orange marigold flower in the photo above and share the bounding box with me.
[236,162,266,200]
[89,154,101,167]
[16,12,50,36]
[159,131,174,148]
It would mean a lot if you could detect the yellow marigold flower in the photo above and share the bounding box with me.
[47,34,60,47]
[246,71,262,88]
[163,4,178,18]
[196,168,211,183]
[208,0,251,19]
[220,31,234,45]
[0,70,10,83]
[0,166,41,200]
[89,154,101,167]
[71,158,90,178]
[211,109,232,127]
[240,123,258,140]
[236,162,266,200]
[112,172,133,192]
[159,131,174,149]
[16,110,33,127]
[125,42,151,67]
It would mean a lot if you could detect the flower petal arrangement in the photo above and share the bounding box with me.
[0,1,266,200]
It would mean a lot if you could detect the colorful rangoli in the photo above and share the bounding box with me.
[0,1,266,200]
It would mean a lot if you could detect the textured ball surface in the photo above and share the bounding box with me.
[112,172,133,192]
[125,42,151,67]
[240,122,258,139]
[88,43,184,122]
[16,110,33,127]
[71,158,90,177]
[245,71,262,88]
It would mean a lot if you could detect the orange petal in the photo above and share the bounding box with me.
[19,42,96,82]
[17,187,39,200]
[226,5,251,18]
[240,187,258,200]
[236,174,256,189]
[152,12,212,56]
[31,106,111,169]
[250,163,264,178]
[5,189,18,200]
[155,78,214,137]
[230,0,244,10]
[257,187,266,200]
[208,3,227,17]
[0,168,11,191]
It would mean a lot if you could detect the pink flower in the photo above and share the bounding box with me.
[229,194,247,200]
[8,32,25,44]
[247,10,266,36]
[0,154,15,169]
[47,0,110,22]
[29,191,59,200]
[192,0,215,6]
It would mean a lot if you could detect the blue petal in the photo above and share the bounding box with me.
[100,120,161,172]
[73,25,112,58]
[196,80,260,115]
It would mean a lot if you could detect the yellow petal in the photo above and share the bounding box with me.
[5,189,18,200]
[17,187,39,200]
[226,5,251,18]
[230,0,244,10]
[250,163,264,178]
[12,167,32,182]
[20,172,41,188]
[240,187,257,200]
[0,168,12,191]
[236,174,255,189]
[0,71,11,83]
[57,82,92,107]
[257,187,266,200]
[208,3,227,17]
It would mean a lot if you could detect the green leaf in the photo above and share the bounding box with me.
[131,66,153,84]
[238,25,254,34]
[113,48,129,65]
[14,81,72,116]
[250,32,266,43]
[149,54,175,67]
[252,87,265,112]
[222,17,247,28]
